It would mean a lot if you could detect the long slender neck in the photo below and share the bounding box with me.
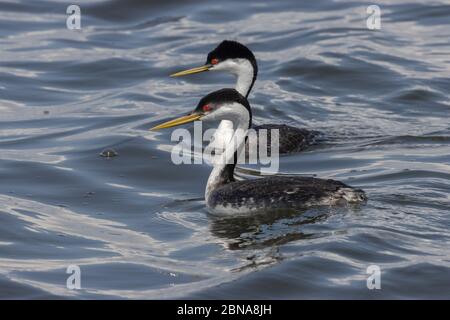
[214,60,256,138]
[205,108,250,202]
[235,62,257,98]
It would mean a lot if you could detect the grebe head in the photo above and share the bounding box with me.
[170,41,258,98]
[205,41,257,78]
[150,89,251,131]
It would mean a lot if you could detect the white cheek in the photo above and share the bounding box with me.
[202,108,232,122]
[201,112,218,122]
[201,103,249,126]
[211,60,236,72]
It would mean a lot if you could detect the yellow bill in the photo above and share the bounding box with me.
[170,64,212,77]
[150,113,201,131]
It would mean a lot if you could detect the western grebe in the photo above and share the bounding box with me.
[151,89,365,215]
[170,40,319,154]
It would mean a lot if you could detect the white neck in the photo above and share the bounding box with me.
[204,103,250,203]
[235,67,254,98]
[234,59,255,98]
[213,58,255,98]
[209,120,234,153]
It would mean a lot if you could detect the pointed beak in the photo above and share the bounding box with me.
[170,64,212,77]
[150,113,202,131]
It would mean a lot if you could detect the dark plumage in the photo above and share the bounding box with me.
[251,124,319,154]
[207,176,367,214]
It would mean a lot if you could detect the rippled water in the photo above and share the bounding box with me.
[1,0,449,299]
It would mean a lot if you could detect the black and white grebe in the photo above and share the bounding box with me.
[151,89,365,215]
[170,40,318,154]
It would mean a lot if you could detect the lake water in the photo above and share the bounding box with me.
[0,0,449,299]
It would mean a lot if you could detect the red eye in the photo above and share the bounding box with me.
[211,58,219,65]
[203,104,212,112]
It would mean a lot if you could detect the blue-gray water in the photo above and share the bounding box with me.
[1,0,449,299]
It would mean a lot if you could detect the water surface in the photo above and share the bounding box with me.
[0,0,449,299]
